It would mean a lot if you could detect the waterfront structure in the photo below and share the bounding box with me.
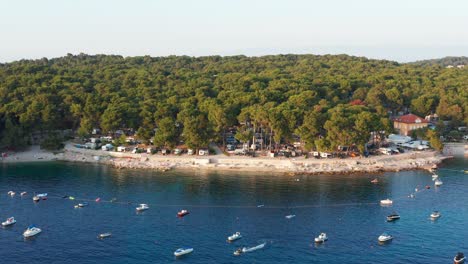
[393,114,429,136]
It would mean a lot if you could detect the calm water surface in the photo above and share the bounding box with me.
[0,158,466,263]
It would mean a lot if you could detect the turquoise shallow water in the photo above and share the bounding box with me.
[0,158,466,263]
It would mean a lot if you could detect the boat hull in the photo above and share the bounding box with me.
[1,221,16,226]
[174,248,193,257]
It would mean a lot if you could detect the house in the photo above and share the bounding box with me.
[393,114,429,136]
[457,65,465,69]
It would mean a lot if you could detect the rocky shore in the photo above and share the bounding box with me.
[1,143,451,175]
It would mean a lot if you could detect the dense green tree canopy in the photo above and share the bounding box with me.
[0,54,467,151]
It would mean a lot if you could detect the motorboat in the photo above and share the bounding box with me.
[95,197,101,202]
[378,233,393,242]
[425,185,431,189]
[386,213,400,222]
[380,199,393,205]
[432,174,438,180]
[2,217,16,226]
[98,233,112,239]
[227,232,242,242]
[257,204,264,208]
[21,191,27,196]
[435,179,443,186]
[69,196,75,200]
[233,248,243,256]
[285,214,296,219]
[23,226,42,238]
[371,178,379,183]
[177,210,189,217]
[7,191,15,196]
[174,247,193,257]
[75,202,89,208]
[454,252,465,264]
[430,211,441,219]
[136,204,149,211]
[33,196,40,202]
[409,194,415,198]
[36,193,48,200]
[314,233,328,243]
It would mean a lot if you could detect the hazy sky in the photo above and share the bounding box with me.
[1,0,467,62]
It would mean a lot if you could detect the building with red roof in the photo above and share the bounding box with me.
[393,114,429,136]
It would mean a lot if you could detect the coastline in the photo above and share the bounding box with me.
[1,144,452,175]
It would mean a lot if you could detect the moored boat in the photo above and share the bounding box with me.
[33,196,40,202]
[380,199,393,205]
[430,211,441,219]
[435,179,443,186]
[98,232,112,239]
[378,233,393,242]
[1,217,16,226]
[227,232,242,242]
[454,252,465,264]
[136,203,149,211]
[20,191,27,196]
[285,214,296,219]
[174,247,193,257]
[314,233,328,243]
[386,213,400,222]
[75,202,89,208]
[36,193,48,200]
[23,226,42,238]
[371,178,379,183]
[177,209,189,217]
[7,191,15,196]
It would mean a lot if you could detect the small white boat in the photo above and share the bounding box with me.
[432,174,438,180]
[380,199,393,205]
[98,233,112,239]
[7,191,15,196]
[285,214,296,219]
[74,202,89,208]
[454,252,465,264]
[257,204,264,208]
[378,233,393,242]
[33,196,40,202]
[314,233,328,243]
[2,217,16,226]
[21,191,27,196]
[136,203,149,211]
[174,247,193,257]
[430,211,441,219]
[435,179,443,186]
[235,243,266,254]
[386,213,400,222]
[409,194,415,198]
[227,232,242,242]
[23,226,42,238]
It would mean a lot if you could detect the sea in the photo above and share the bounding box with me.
[0,158,466,263]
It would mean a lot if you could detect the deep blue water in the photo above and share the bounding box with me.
[0,158,466,263]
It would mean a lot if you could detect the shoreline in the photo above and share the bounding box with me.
[1,144,453,175]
